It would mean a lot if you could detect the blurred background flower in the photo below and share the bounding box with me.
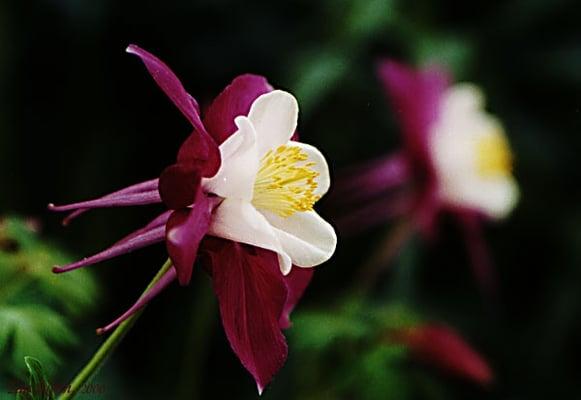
[331,61,518,297]
[0,0,580,399]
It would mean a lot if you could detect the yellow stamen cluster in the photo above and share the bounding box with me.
[476,130,513,178]
[252,145,320,217]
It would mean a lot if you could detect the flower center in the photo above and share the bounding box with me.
[252,145,320,217]
[476,130,513,177]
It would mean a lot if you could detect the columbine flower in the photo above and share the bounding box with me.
[49,44,336,392]
[334,61,518,294]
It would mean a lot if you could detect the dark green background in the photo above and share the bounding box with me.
[1,0,580,398]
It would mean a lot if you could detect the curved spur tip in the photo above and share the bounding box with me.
[52,265,65,274]
[125,44,138,54]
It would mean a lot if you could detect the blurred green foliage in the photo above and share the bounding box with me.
[15,357,55,400]
[291,300,444,400]
[0,217,97,378]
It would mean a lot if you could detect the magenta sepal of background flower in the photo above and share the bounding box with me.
[392,324,493,386]
[329,152,413,233]
[376,60,453,234]
[456,209,498,298]
[377,60,449,173]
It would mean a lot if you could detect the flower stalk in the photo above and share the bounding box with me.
[58,259,173,400]
[355,218,415,294]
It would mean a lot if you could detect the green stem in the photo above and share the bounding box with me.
[355,219,415,295]
[58,258,173,400]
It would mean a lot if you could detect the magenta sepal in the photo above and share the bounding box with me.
[158,163,202,210]
[58,178,159,225]
[279,267,313,329]
[48,190,160,213]
[126,44,207,135]
[52,217,166,273]
[127,44,221,179]
[203,238,288,394]
[203,74,273,144]
[96,266,177,335]
[115,211,172,245]
[165,188,214,286]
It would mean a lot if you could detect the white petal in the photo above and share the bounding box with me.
[202,116,259,201]
[430,83,519,219]
[209,198,292,274]
[442,84,485,117]
[264,210,337,268]
[248,90,299,156]
[287,142,331,197]
[461,177,519,220]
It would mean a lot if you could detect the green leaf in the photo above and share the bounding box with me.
[371,303,420,330]
[292,308,370,351]
[414,34,474,78]
[291,300,427,399]
[0,217,98,315]
[15,357,55,400]
[0,305,77,377]
[291,50,349,114]
[343,0,396,42]
[356,344,409,400]
[0,216,98,378]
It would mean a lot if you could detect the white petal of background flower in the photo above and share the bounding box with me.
[429,83,518,220]
[248,90,298,156]
[442,84,485,117]
[456,177,519,219]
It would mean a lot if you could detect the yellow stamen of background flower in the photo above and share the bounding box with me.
[476,130,513,177]
[253,145,320,217]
